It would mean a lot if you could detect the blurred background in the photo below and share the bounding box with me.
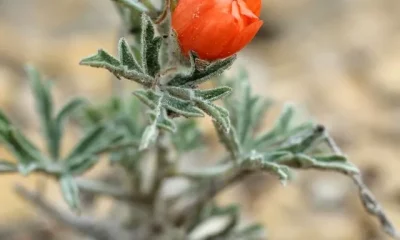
[1,0,400,239]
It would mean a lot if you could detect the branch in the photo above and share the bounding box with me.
[324,130,400,240]
[172,169,250,227]
[95,140,140,155]
[76,178,151,205]
[14,184,117,240]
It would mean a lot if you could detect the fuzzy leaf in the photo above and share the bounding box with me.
[0,128,43,175]
[165,86,232,102]
[60,175,80,211]
[80,49,122,72]
[139,94,163,150]
[118,38,142,72]
[241,152,291,184]
[140,123,158,150]
[180,163,233,180]
[26,66,56,158]
[293,154,359,174]
[66,156,98,175]
[27,66,53,127]
[278,126,324,153]
[55,98,86,128]
[0,160,17,173]
[49,98,87,160]
[164,86,194,100]
[214,122,241,159]
[163,94,204,118]
[66,124,107,160]
[194,87,232,101]
[0,110,10,126]
[172,119,203,153]
[314,154,348,162]
[190,204,239,240]
[195,99,230,132]
[233,224,265,239]
[254,103,297,147]
[152,109,176,132]
[229,79,271,147]
[141,14,162,77]
[168,55,236,87]
[80,48,154,86]
[275,103,295,132]
[133,89,160,108]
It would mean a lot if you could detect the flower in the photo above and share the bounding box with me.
[172,0,263,61]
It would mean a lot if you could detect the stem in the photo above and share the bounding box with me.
[14,185,117,240]
[76,178,151,205]
[323,129,400,240]
[150,132,169,199]
[172,168,250,227]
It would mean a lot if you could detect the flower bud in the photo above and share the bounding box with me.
[172,0,263,60]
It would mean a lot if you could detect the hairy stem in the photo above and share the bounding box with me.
[324,130,400,240]
[14,185,119,240]
[76,178,151,205]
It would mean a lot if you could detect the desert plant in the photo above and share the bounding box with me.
[0,0,398,239]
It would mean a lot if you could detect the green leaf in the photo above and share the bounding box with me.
[26,66,55,157]
[164,86,194,100]
[0,109,10,126]
[168,55,236,87]
[214,123,241,159]
[194,87,232,101]
[233,224,265,239]
[139,93,163,150]
[195,99,230,132]
[140,123,158,150]
[55,98,86,128]
[118,38,142,72]
[254,103,296,147]
[314,154,348,162]
[26,66,53,126]
[221,71,274,149]
[80,49,122,72]
[275,103,295,132]
[66,124,107,160]
[141,14,162,77]
[66,156,98,175]
[60,175,80,211]
[179,163,233,180]
[163,94,204,118]
[80,48,154,87]
[293,154,359,174]
[51,98,87,160]
[172,119,203,153]
[153,109,176,132]
[190,204,239,239]
[1,128,43,175]
[133,89,160,108]
[278,126,324,153]
[0,160,17,173]
[241,151,291,184]
[165,86,232,102]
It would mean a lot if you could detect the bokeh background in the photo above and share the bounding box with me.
[1,0,400,239]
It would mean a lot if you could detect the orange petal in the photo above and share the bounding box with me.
[177,8,240,60]
[243,0,261,16]
[222,20,263,57]
[172,0,214,34]
[237,0,259,26]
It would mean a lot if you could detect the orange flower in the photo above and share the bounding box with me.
[172,0,263,60]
